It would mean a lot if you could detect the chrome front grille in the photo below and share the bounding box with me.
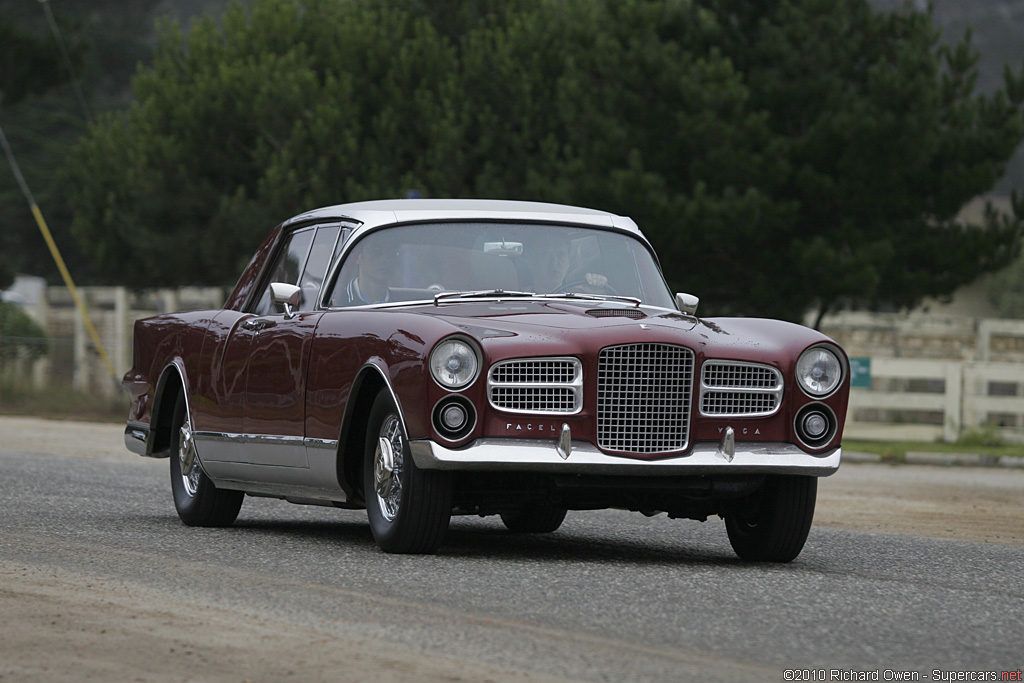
[597,343,693,454]
[488,357,582,414]
[700,361,783,417]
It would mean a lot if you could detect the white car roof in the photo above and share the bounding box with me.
[283,198,642,234]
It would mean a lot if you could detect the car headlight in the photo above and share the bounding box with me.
[796,345,843,397]
[429,338,480,390]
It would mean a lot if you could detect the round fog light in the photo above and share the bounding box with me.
[803,412,828,438]
[441,404,467,431]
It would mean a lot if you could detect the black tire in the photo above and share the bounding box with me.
[500,503,567,533]
[364,390,453,553]
[169,393,243,527]
[725,475,817,562]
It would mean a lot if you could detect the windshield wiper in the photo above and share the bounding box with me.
[431,289,643,307]
[537,292,643,306]
[433,289,538,303]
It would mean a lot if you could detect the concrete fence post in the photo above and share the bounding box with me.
[72,290,87,392]
[114,286,130,377]
[944,362,963,443]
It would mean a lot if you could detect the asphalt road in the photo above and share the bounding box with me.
[1,429,1023,681]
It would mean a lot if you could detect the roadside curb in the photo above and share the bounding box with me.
[844,450,1024,468]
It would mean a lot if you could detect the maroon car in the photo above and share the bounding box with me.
[123,199,849,561]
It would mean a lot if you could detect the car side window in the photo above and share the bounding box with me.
[296,224,341,311]
[251,227,315,316]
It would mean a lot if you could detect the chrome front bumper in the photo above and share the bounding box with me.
[410,438,841,476]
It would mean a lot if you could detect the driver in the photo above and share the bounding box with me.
[526,232,608,293]
[339,237,395,305]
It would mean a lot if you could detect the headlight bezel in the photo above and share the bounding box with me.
[429,336,482,391]
[795,344,845,398]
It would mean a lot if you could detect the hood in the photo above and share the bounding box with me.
[400,300,831,360]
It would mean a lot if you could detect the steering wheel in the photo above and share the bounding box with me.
[555,278,619,296]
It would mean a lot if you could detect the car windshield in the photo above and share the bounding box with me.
[325,221,676,309]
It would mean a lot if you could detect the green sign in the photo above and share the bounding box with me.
[849,356,871,388]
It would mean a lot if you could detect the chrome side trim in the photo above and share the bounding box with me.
[192,431,309,468]
[409,438,840,477]
[196,432,307,445]
[193,432,342,447]
[188,436,339,466]
[306,438,340,450]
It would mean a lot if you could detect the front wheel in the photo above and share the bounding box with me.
[364,391,454,553]
[169,393,243,527]
[724,475,817,562]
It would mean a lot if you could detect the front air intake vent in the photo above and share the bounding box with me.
[586,309,646,319]
[488,357,583,415]
[700,361,783,417]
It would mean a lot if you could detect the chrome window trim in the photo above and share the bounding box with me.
[699,359,784,418]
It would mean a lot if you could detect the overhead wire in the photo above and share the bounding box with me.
[39,0,93,123]
[0,2,119,388]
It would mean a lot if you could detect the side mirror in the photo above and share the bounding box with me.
[270,282,302,319]
[675,292,699,315]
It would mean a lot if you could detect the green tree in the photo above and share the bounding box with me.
[65,0,764,291]
[0,302,50,364]
[65,0,465,285]
[64,0,1024,326]
[696,0,1024,325]
[0,9,89,286]
[0,12,73,105]
[987,249,1024,318]
[0,0,180,287]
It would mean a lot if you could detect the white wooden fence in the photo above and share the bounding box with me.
[1,283,225,399]
[6,283,1024,443]
[845,357,1024,443]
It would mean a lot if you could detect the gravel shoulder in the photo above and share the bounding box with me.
[2,416,1022,681]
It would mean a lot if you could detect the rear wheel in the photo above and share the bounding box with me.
[725,475,817,562]
[500,503,567,533]
[364,390,453,553]
[169,393,243,527]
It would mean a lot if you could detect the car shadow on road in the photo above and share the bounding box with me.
[135,505,814,568]
[441,525,741,566]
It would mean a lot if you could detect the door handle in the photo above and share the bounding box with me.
[241,318,276,331]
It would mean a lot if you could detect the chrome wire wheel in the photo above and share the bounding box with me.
[373,414,404,522]
[363,390,453,553]
[177,413,201,497]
